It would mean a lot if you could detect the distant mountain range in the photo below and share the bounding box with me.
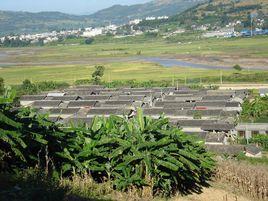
[90,0,205,24]
[0,11,92,36]
[0,0,205,35]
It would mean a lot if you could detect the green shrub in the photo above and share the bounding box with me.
[14,80,70,96]
[0,104,67,172]
[250,135,268,150]
[233,64,242,71]
[0,77,5,96]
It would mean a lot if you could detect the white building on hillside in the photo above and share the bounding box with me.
[82,28,103,37]
[129,19,142,25]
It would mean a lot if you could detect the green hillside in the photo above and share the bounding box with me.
[0,11,93,36]
[89,0,205,24]
[168,0,268,29]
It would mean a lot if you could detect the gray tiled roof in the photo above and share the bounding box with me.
[201,122,235,131]
[67,101,97,108]
[87,108,131,116]
[206,145,244,155]
[117,95,145,101]
[195,101,227,107]
[164,96,202,101]
[173,90,200,95]
[155,101,195,108]
[143,108,187,116]
[50,96,80,101]
[245,145,261,155]
[82,95,111,101]
[130,91,154,95]
[236,123,268,131]
[21,95,47,101]
[65,90,95,96]
[187,109,223,116]
[225,102,240,107]
[103,100,134,105]
[32,100,62,108]
[48,108,81,115]
[184,131,208,139]
[202,95,232,101]
[176,120,218,127]
[205,133,225,143]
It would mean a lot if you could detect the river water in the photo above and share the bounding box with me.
[0,52,267,70]
[140,57,268,71]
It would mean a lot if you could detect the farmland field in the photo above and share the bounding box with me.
[0,35,268,85]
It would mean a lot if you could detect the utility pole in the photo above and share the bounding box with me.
[220,70,223,85]
[251,15,253,37]
[250,13,257,37]
[108,70,111,82]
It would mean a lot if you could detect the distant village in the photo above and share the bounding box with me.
[0,15,267,46]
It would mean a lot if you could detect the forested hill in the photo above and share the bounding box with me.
[0,11,93,36]
[0,0,205,35]
[88,0,206,24]
[167,0,268,28]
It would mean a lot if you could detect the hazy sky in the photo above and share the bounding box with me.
[0,0,151,14]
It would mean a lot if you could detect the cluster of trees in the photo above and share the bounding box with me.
[0,37,44,47]
[14,79,69,96]
[0,89,215,197]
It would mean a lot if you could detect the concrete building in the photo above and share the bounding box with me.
[235,123,268,139]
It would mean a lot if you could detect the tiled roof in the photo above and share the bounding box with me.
[21,95,47,101]
[67,101,97,108]
[32,100,62,108]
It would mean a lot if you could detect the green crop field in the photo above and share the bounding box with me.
[0,35,267,85]
[1,61,267,85]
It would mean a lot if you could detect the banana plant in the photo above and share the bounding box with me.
[59,109,215,196]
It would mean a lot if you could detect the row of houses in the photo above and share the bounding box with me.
[20,86,267,156]
[203,27,268,38]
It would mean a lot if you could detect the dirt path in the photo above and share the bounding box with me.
[172,186,254,201]
[216,83,268,89]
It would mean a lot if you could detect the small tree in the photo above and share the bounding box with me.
[92,65,105,85]
[85,38,94,45]
[193,110,202,119]
[20,79,38,95]
[233,64,242,71]
[0,77,4,96]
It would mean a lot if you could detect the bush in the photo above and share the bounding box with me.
[0,77,5,96]
[250,135,268,150]
[85,38,94,45]
[233,64,242,71]
[0,105,68,172]
[15,80,70,96]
